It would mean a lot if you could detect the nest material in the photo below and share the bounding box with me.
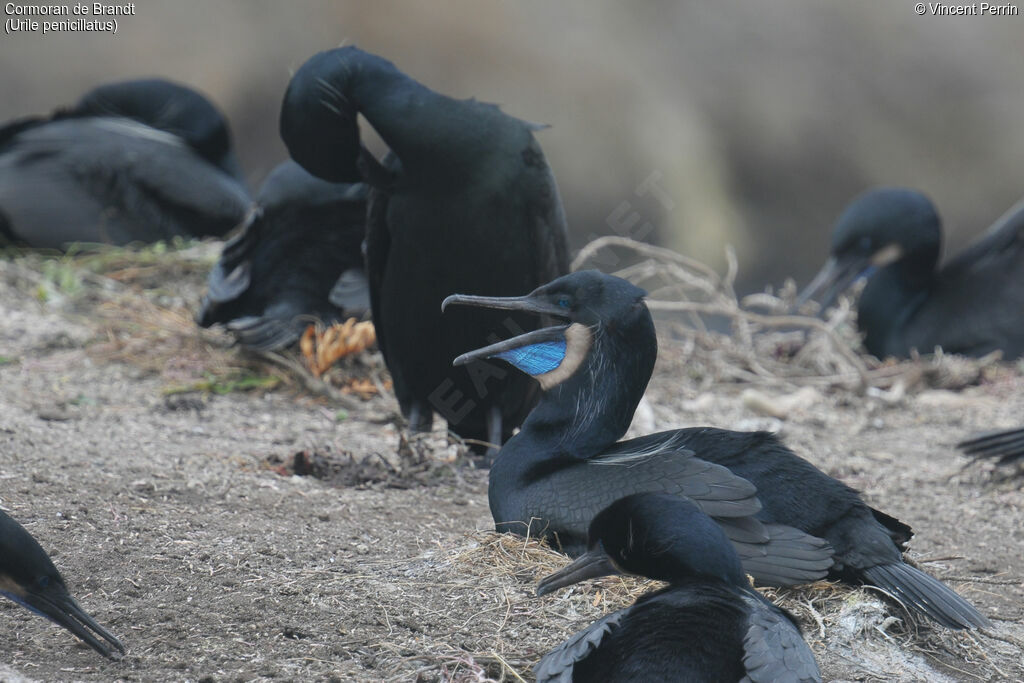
[573,236,1012,394]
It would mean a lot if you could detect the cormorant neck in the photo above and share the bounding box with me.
[339,49,523,181]
[515,315,657,459]
[858,258,935,357]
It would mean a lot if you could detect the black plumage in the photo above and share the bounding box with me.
[279,46,569,452]
[958,426,1024,468]
[0,78,251,250]
[445,270,989,629]
[534,493,821,683]
[0,509,124,659]
[197,160,369,350]
[799,187,1024,359]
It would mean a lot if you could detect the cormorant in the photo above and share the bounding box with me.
[197,160,369,350]
[958,426,1024,468]
[280,46,569,453]
[0,509,124,659]
[0,78,252,250]
[444,270,989,629]
[799,187,1024,359]
[534,493,821,683]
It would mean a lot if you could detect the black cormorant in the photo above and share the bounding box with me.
[799,187,1024,359]
[444,270,989,629]
[197,160,369,350]
[534,493,821,683]
[0,78,252,250]
[0,509,124,659]
[280,46,569,453]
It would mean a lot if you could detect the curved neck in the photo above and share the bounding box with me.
[338,49,518,179]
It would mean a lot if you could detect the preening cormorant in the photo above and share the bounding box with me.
[0,509,124,659]
[799,187,1024,359]
[197,160,369,350]
[445,270,989,629]
[0,78,252,250]
[534,494,821,683]
[280,46,569,452]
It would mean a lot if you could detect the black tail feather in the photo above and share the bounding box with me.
[862,562,989,630]
[958,427,1024,466]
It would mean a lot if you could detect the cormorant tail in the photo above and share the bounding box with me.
[862,562,989,630]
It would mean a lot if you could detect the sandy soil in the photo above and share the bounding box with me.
[0,248,1022,682]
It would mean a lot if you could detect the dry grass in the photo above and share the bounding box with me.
[574,236,1015,396]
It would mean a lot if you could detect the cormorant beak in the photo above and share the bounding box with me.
[797,243,904,314]
[536,547,620,597]
[11,583,126,659]
[441,292,571,367]
[441,292,568,318]
[796,252,870,313]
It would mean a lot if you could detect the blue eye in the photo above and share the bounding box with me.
[557,297,571,309]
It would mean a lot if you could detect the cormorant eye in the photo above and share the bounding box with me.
[557,296,571,309]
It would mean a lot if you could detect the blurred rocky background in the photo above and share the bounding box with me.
[2,1,1022,293]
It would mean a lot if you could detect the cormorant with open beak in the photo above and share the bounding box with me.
[445,269,989,629]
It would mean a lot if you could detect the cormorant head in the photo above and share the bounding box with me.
[280,48,364,183]
[0,512,125,659]
[441,270,652,391]
[75,78,245,182]
[535,493,746,596]
[798,187,942,310]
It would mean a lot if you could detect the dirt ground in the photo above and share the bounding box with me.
[0,245,1022,682]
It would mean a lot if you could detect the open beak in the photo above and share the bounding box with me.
[796,253,871,313]
[536,546,619,597]
[441,292,570,367]
[20,585,126,659]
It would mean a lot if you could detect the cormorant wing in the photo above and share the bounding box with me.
[520,433,831,584]
[908,198,1024,356]
[940,196,1024,280]
[0,119,252,247]
[740,594,821,683]
[328,268,371,317]
[533,609,625,683]
[201,209,262,306]
[363,152,400,364]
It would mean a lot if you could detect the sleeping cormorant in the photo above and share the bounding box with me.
[280,46,569,453]
[197,160,369,350]
[799,187,1024,359]
[444,270,989,629]
[0,78,252,250]
[534,493,821,683]
[0,509,124,659]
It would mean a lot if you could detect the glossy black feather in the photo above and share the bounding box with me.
[280,46,569,448]
[197,160,369,350]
